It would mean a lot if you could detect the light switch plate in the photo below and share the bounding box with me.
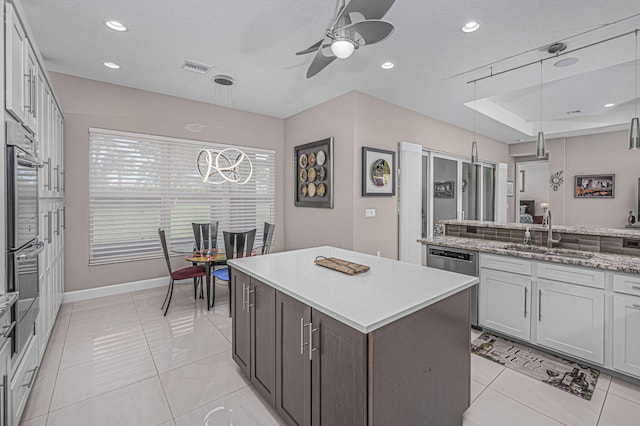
[365,209,376,217]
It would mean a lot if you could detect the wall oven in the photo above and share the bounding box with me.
[6,121,43,359]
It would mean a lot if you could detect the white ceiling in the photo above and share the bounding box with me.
[20,0,640,143]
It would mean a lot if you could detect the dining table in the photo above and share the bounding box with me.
[185,249,227,309]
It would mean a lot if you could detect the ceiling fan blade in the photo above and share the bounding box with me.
[342,0,396,21]
[296,40,323,56]
[343,20,394,45]
[306,47,336,78]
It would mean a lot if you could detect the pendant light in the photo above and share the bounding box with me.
[630,29,640,150]
[536,60,546,158]
[471,80,479,164]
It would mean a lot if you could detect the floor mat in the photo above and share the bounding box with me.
[472,332,599,401]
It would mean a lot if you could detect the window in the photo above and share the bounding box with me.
[89,128,276,265]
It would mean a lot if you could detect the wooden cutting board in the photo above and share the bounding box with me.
[314,256,370,275]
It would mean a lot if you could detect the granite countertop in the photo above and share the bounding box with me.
[439,220,640,239]
[0,292,18,317]
[228,246,477,333]
[420,236,640,275]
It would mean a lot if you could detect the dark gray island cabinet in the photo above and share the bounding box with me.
[228,247,476,426]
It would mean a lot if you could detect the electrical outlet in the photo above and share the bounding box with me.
[365,208,376,217]
[376,250,381,257]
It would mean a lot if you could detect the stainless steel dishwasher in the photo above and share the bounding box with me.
[426,245,480,329]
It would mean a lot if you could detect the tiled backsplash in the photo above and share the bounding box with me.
[444,224,640,256]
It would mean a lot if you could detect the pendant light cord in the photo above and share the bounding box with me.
[635,30,638,118]
[473,80,477,139]
[539,60,543,132]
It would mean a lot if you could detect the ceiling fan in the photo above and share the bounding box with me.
[296,0,396,78]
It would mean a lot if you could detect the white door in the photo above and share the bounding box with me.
[536,279,604,364]
[613,294,640,377]
[479,269,531,341]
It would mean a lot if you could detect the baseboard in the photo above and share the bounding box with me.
[63,276,168,303]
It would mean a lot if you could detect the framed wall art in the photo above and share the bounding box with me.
[434,181,455,198]
[362,146,396,196]
[295,137,334,208]
[575,174,615,198]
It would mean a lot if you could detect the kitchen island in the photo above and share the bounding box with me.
[227,246,477,425]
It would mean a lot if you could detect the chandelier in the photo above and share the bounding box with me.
[196,148,253,185]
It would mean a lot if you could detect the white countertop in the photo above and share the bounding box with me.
[227,246,477,333]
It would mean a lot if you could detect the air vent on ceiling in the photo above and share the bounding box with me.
[181,60,211,74]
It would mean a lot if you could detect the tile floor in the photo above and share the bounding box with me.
[17,282,640,425]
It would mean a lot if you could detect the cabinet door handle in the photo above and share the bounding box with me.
[32,67,38,119]
[309,322,318,361]
[248,288,255,308]
[46,158,52,191]
[241,284,247,311]
[538,290,542,321]
[632,285,640,290]
[44,211,51,243]
[24,71,32,112]
[61,169,66,192]
[300,318,308,355]
[54,166,60,192]
[524,287,528,318]
[62,207,66,230]
[55,208,60,236]
[22,365,38,388]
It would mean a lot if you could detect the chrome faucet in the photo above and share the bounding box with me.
[545,209,561,248]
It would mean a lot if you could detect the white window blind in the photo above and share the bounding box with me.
[89,128,276,265]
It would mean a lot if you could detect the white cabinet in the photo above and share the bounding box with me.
[612,273,640,378]
[536,279,605,364]
[11,337,38,426]
[5,3,38,133]
[5,3,28,124]
[479,269,532,341]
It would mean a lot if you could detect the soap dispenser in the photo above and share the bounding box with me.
[523,226,532,246]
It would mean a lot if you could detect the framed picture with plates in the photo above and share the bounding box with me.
[294,137,334,208]
[362,146,395,196]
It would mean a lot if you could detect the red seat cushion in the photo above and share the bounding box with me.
[171,266,206,280]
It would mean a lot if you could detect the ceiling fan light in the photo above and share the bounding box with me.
[536,132,546,158]
[630,117,640,149]
[331,39,355,59]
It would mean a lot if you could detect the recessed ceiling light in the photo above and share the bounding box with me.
[604,103,615,108]
[462,21,480,33]
[104,20,127,32]
[381,62,394,70]
[103,62,120,69]
[554,57,579,67]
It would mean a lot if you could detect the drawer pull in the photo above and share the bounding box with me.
[22,365,38,388]
[632,285,640,290]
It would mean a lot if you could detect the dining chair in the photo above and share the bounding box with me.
[212,229,257,314]
[158,228,206,316]
[262,222,275,255]
[192,222,219,250]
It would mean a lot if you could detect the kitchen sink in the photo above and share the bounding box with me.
[504,244,594,260]
[505,245,548,254]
